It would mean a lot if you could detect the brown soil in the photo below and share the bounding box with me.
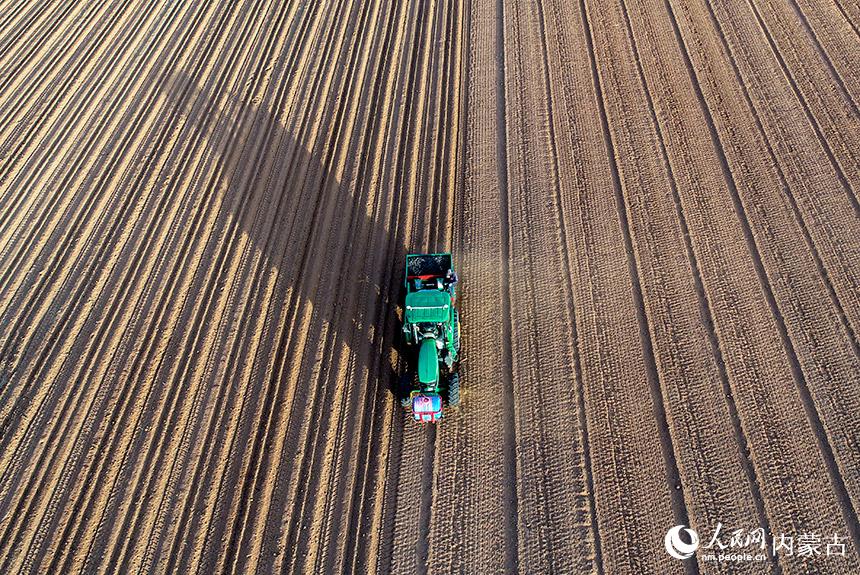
[0,0,857,573]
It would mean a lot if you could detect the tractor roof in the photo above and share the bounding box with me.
[404,290,451,324]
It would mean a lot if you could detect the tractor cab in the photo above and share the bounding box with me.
[400,253,461,422]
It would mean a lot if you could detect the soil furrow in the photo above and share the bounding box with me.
[736,0,860,210]
[90,6,300,574]
[494,1,521,573]
[199,0,361,570]
[832,0,860,39]
[16,3,270,572]
[762,0,860,113]
[0,0,215,544]
[0,0,210,430]
[0,0,169,259]
[662,0,860,566]
[184,2,356,571]
[707,0,860,362]
[151,3,331,572]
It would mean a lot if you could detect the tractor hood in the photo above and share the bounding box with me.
[417,337,440,386]
[405,290,451,324]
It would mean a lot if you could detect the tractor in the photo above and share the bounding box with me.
[400,253,461,422]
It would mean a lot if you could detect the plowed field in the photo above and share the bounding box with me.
[0,0,858,573]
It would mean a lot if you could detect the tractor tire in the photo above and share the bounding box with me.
[398,372,414,407]
[452,310,461,353]
[447,372,460,407]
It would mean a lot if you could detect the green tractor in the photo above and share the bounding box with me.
[400,253,461,422]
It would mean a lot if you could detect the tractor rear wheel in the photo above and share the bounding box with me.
[452,310,461,353]
[398,372,414,407]
[447,372,460,407]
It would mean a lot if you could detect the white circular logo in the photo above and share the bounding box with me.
[665,525,699,559]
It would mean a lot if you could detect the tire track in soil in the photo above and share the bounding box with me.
[358,2,429,571]
[498,0,598,570]
[586,17,697,575]
[542,1,626,570]
[162,2,342,571]
[602,0,786,570]
[320,0,447,563]
[386,0,454,573]
[0,0,76,89]
[579,1,696,570]
[694,0,860,359]
[338,2,431,573]
[230,5,368,575]
[415,0,469,571]
[766,0,860,113]
[412,1,460,573]
[251,1,390,572]
[184,2,351,570]
[422,0,514,571]
[533,1,598,569]
[737,0,860,211]
[0,0,202,516]
[831,0,860,39]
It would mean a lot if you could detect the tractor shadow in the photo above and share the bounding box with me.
[147,65,438,573]
[0,4,461,573]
